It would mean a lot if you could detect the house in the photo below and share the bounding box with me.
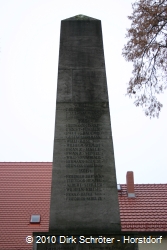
[0,162,167,249]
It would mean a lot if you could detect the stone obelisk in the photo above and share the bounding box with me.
[49,14,121,234]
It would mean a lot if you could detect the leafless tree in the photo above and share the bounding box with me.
[122,0,167,118]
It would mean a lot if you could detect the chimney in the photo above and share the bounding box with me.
[126,171,135,198]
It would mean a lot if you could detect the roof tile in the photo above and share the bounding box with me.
[1,163,167,249]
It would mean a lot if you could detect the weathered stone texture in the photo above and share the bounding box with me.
[49,15,121,234]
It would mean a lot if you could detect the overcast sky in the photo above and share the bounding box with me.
[0,0,167,184]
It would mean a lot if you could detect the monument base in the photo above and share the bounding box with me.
[34,245,137,250]
[33,234,138,250]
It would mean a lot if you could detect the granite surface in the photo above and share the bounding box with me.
[49,15,121,234]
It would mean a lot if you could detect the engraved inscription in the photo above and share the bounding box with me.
[65,104,106,201]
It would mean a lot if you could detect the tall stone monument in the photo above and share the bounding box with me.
[49,14,121,234]
[33,15,137,250]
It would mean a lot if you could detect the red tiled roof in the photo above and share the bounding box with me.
[0,162,52,250]
[0,162,167,249]
[119,184,167,231]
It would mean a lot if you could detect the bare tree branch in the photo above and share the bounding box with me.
[122,0,167,118]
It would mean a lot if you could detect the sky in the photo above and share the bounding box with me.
[0,0,167,184]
